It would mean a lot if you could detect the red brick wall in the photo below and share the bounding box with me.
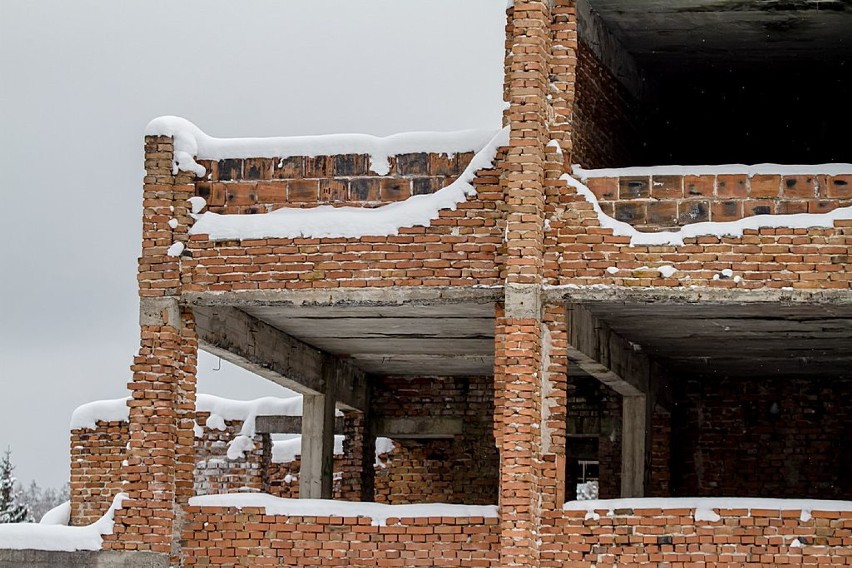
[69,421,127,526]
[583,173,852,230]
[181,507,500,567]
[194,152,474,215]
[542,507,852,567]
[672,375,852,499]
[371,375,498,506]
[180,150,505,294]
[572,41,644,169]
[544,176,852,290]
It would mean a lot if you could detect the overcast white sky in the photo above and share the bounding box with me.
[0,0,506,488]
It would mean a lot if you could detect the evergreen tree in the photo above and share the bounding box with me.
[0,448,32,523]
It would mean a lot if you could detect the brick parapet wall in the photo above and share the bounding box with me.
[541,508,852,567]
[180,159,505,293]
[193,152,474,215]
[181,507,500,567]
[583,172,852,230]
[70,421,128,526]
[544,179,852,289]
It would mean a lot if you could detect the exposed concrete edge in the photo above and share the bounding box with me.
[576,0,651,102]
[545,285,852,305]
[0,549,167,568]
[373,416,463,439]
[139,297,181,327]
[183,286,504,308]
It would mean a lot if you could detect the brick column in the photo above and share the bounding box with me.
[497,1,553,566]
[105,136,198,560]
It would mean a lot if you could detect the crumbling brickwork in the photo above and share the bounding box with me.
[69,420,128,526]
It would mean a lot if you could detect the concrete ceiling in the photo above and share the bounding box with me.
[586,0,852,70]
[241,303,495,377]
[584,302,852,379]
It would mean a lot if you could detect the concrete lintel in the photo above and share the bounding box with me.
[373,416,463,439]
[254,415,344,434]
[194,306,366,411]
[505,283,542,320]
[183,286,503,309]
[139,297,181,328]
[546,285,852,306]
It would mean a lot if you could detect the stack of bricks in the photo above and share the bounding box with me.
[180,508,500,567]
[193,152,474,215]
[582,172,852,230]
[542,508,852,567]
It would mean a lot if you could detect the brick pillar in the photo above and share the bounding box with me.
[105,136,198,561]
[339,410,375,502]
[497,1,553,566]
[549,0,578,167]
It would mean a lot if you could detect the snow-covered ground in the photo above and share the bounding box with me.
[0,494,124,551]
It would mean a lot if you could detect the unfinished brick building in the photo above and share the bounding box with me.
[4,1,852,567]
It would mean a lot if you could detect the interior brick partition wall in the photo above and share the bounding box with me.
[69,420,129,526]
[583,172,852,230]
[541,508,852,567]
[180,508,500,567]
[672,375,852,499]
[371,375,498,506]
[572,41,644,169]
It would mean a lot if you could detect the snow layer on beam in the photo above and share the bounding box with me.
[189,493,498,526]
[563,173,852,247]
[146,116,499,177]
[0,493,125,551]
[189,127,510,241]
[270,435,395,465]
[573,163,852,178]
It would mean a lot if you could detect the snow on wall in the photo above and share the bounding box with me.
[0,493,125,551]
[187,127,510,241]
[70,398,131,430]
[146,115,499,177]
[573,163,852,178]
[562,173,852,247]
[188,493,498,526]
[564,496,852,524]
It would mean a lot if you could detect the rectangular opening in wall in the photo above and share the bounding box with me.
[575,0,852,167]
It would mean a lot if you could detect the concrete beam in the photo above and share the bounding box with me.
[254,415,344,435]
[373,416,463,439]
[184,286,503,309]
[547,285,852,306]
[194,306,367,411]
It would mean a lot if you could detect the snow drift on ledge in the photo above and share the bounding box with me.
[188,493,498,526]
[145,116,499,178]
[186,126,509,241]
[563,173,852,247]
[0,493,125,551]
